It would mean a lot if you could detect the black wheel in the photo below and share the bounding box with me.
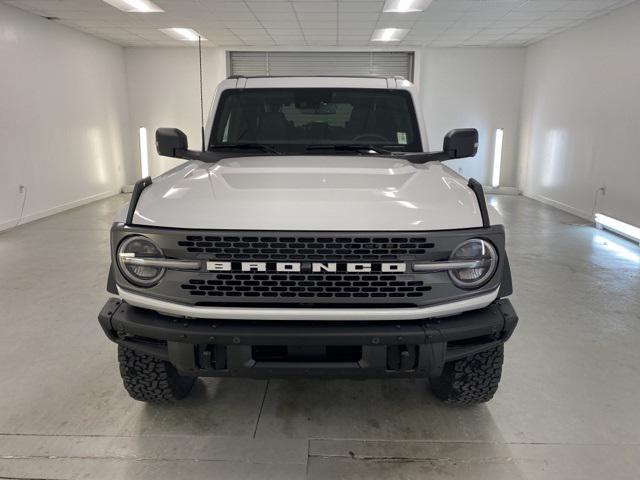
[431,345,504,405]
[118,345,196,402]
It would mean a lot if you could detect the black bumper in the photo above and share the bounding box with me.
[98,298,518,379]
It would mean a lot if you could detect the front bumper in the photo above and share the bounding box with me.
[98,298,517,379]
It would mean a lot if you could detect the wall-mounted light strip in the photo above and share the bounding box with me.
[383,0,433,13]
[595,213,640,245]
[491,128,504,188]
[102,0,163,13]
[160,28,207,42]
[139,127,149,178]
[371,28,409,42]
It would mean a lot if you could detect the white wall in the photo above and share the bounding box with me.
[0,3,130,231]
[417,48,526,188]
[124,47,227,180]
[518,2,640,225]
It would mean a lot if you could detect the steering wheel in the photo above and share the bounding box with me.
[351,133,389,143]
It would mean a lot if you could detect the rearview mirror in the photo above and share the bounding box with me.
[156,128,188,158]
[443,128,478,159]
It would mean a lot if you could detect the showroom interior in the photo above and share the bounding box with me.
[1,0,639,478]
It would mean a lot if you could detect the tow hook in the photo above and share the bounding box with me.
[386,344,419,371]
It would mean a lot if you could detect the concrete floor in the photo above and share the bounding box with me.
[1,194,639,479]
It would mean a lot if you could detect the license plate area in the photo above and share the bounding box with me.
[251,345,362,363]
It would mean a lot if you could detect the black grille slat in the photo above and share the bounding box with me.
[176,235,433,261]
[181,273,432,299]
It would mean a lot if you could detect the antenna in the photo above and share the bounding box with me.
[198,36,205,151]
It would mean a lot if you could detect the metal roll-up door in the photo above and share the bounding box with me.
[228,51,414,81]
[228,51,269,76]
[370,52,413,79]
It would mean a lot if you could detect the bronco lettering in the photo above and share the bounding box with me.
[205,261,406,273]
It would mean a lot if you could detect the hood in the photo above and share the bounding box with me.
[129,156,485,231]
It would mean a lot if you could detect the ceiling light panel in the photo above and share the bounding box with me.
[160,28,207,42]
[102,0,163,13]
[383,0,432,13]
[370,27,409,42]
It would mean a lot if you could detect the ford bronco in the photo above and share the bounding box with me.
[98,75,518,405]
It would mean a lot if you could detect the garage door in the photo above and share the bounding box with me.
[228,51,414,81]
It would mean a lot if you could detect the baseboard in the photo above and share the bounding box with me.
[483,186,520,195]
[0,218,19,232]
[121,185,134,193]
[523,191,592,221]
[0,189,121,233]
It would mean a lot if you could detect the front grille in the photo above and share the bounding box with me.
[113,226,506,309]
[176,235,434,261]
[181,273,432,300]
[172,232,440,306]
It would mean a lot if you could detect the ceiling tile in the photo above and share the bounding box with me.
[1,0,634,47]
[247,1,293,13]
[339,1,384,12]
[293,1,337,13]
[256,12,298,20]
[379,12,422,22]
[558,0,620,11]
[297,13,337,21]
[516,1,567,13]
[340,12,380,22]
[501,10,547,21]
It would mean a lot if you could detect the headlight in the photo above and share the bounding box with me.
[117,235,165,287]
[448,239,497,289]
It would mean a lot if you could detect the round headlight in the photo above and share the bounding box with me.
[448,239,498,289]
[117,235,165,287]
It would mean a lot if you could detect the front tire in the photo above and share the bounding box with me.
[118,346,196,402]
[431,345,504,405]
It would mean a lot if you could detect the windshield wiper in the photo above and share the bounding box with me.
[306,144,391,154]
[210,143,282,155]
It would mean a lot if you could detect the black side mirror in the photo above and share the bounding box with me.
[443,128,478,159]
[156,128,188,158]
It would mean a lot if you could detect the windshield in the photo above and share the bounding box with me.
[210,88,422,154]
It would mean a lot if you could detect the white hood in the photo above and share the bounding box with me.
[129,156,485,231]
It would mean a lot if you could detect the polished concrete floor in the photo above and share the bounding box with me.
[1,194,639,479]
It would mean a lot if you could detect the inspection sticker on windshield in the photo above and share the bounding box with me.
[397,132,407,144]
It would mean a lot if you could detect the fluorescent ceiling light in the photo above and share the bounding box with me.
[102,0,163,13]
[492,128,504,188]
[371,28,409,42]
[383,0,432,13]
[595,213,640,245]
[139,127,149,178]
[160,28,207,42]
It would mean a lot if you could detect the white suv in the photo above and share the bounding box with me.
[98,76,518,405]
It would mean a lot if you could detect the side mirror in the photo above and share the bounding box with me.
[443,128,478,159]
[156,128,188,158]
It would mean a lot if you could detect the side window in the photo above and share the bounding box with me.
[222,111,231,142]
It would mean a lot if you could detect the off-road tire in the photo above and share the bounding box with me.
[118,346,196,402]
[430,345,504,405]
